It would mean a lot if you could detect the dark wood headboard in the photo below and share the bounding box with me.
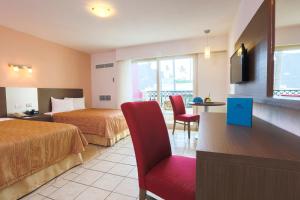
[38,88,83,113]
[0,87,7,117]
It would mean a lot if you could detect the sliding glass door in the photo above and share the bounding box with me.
[131,56,194,124]
[159,57,194,123]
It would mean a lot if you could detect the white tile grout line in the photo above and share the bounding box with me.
[95,159,136,166]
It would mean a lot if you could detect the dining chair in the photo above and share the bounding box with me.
[121,101,196,200]
[169,95,200,139]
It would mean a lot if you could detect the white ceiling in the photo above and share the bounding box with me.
[0,0,240,53]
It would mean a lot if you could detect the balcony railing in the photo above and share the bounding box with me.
[143,90,193,109]
[273,89,300,97]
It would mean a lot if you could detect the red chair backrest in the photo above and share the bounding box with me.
[169,95,186,117]
[121,101,172,188]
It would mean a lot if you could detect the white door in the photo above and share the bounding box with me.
[91,62,117,109]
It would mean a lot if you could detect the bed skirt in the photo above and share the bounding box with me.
[84,129,130,146]
[0,153,83,200]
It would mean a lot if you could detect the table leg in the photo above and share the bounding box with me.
[204,106,209,112]
[195,106,209,140]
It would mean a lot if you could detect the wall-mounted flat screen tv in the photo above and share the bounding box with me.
[230,43,249,84]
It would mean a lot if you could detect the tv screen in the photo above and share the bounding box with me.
[230,43,248,84]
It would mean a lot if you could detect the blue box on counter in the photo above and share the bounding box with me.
[227,98,253,127]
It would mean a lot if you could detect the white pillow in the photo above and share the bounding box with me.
[65,97,85,110]
[0,118,14,122]
[51,97,74,113]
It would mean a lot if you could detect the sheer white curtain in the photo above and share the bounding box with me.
[192,54,199,115]
[115,60,133,108]
[192,54,199,97]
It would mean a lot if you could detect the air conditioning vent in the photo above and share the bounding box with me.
[95,63,114,69]
[99,95,111,101]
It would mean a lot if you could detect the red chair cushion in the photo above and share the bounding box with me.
[145,155,196,200]
[175,114,200,122]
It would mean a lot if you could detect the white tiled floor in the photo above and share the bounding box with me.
[21,131,197,200]
[93,173,124,191]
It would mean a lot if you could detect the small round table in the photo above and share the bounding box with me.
[189,102,226,112]
[189,102,226,140]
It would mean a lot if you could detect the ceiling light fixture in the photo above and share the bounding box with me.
[90,4,113,18]
[204,29,211,59]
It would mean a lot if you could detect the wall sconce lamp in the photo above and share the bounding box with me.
[9,64,32,74]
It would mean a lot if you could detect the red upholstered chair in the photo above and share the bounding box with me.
[121,101,196,200]
[169,95,200,139]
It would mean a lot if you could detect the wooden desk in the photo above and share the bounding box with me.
[196,113,300,200]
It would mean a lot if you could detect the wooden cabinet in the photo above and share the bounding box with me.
[196,113,300,200]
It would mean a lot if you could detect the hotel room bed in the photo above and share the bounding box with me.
[0,119,88,200]
[51,108,129,146]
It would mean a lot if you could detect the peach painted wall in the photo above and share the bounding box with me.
[0,25,91,106]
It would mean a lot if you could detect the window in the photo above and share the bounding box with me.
[273,46,300,98]
[131,56,195,124]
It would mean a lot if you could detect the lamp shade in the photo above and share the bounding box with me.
[204,46,211,59]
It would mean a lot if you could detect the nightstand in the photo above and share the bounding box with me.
[13,114,53,122]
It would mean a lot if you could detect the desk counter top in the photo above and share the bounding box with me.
[197,113,300,163]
